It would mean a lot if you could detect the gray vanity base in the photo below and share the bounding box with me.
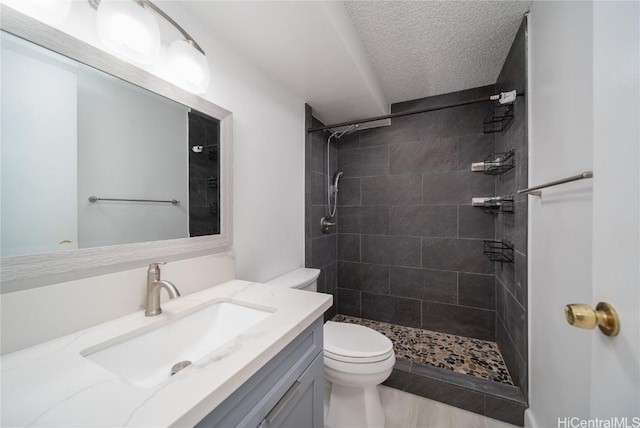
[196,318,324,428]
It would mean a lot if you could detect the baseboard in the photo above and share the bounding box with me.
[524,408,539,428]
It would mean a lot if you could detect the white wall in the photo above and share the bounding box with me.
[77,68,189,248]
[1,38,78,257]
[527,2,594,427]
[53,1,306,283]
[0,252,235,355]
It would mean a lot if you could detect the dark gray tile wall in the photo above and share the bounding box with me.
[493,19,529,400]
[305,105,337,319]
[334,85,499,341]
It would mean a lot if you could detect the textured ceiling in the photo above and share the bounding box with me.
[175,1,532,125]
[344,1,532,103]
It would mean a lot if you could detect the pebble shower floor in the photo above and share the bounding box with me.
[331,314,513,385]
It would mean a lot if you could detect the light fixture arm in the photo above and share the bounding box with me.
[137,0,205,56]
[88,0,205,56]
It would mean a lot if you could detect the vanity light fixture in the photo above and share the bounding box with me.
[166,38,210,95]
[95,0,160,65]
[2,0,71,26]
[89,0,210,93]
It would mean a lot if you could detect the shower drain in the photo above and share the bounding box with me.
[170,360,192,376]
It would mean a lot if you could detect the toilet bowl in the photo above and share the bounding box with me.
[323,321,395,428]
[266,268,395,428]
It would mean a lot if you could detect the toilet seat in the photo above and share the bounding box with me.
[324,321,394,364]
[324,349,394,364]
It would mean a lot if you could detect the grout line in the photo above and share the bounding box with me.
[495,275,526,313]
[356,233,490,241]
[495,278,499,318]
[386,264,390,295]
[497,315,528,369]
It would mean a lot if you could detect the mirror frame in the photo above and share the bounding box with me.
[0,6,233,292]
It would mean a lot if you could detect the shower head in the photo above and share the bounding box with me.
[344,123,359,135]
[328,123,359,140]
[333,171,344,188]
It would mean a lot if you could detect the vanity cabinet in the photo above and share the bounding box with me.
[195,318,324,428]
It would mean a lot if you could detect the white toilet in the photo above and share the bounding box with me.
[266,268,395,428]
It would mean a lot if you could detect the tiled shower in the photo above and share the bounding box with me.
[305,19,528,426]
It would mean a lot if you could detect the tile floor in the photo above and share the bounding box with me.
[377,385,519,428]
[324,384,518,428]
[331,315,513,385]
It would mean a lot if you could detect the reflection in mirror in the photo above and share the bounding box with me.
[188,111,221,237]
[0,31,220,258]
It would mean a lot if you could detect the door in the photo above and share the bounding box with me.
[527,2,639,427]
[590,1,639,418]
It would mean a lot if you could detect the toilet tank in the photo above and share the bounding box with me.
[265,268,320,292]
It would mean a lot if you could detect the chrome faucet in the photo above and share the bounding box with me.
[145,262,181,317]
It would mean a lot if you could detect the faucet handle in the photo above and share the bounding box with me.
[148,262,167,273]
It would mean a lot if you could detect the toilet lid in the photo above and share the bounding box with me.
[324,321,393,361]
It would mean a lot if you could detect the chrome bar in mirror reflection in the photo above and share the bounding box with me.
[517,171,593,196]
[88,196,180,205]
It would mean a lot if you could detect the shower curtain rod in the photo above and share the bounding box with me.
[307,91,525,133]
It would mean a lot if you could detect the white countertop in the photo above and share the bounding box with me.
[0,280,332,427]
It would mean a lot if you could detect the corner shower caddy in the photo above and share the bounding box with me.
[482,196,515,214]
[483,104,514,133]
[484,149,516,177]
[483,239,514,265]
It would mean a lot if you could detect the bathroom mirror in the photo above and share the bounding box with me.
[0,7,233,291]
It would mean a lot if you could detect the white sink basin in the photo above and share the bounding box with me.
[81,300,273,388]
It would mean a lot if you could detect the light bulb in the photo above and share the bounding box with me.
[166,39,210,94]
[2,0,71,26]
[96,0,160,65]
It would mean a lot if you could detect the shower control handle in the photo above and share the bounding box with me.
[320,216,336,234]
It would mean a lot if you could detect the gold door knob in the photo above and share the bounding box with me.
[564,302,620,336]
